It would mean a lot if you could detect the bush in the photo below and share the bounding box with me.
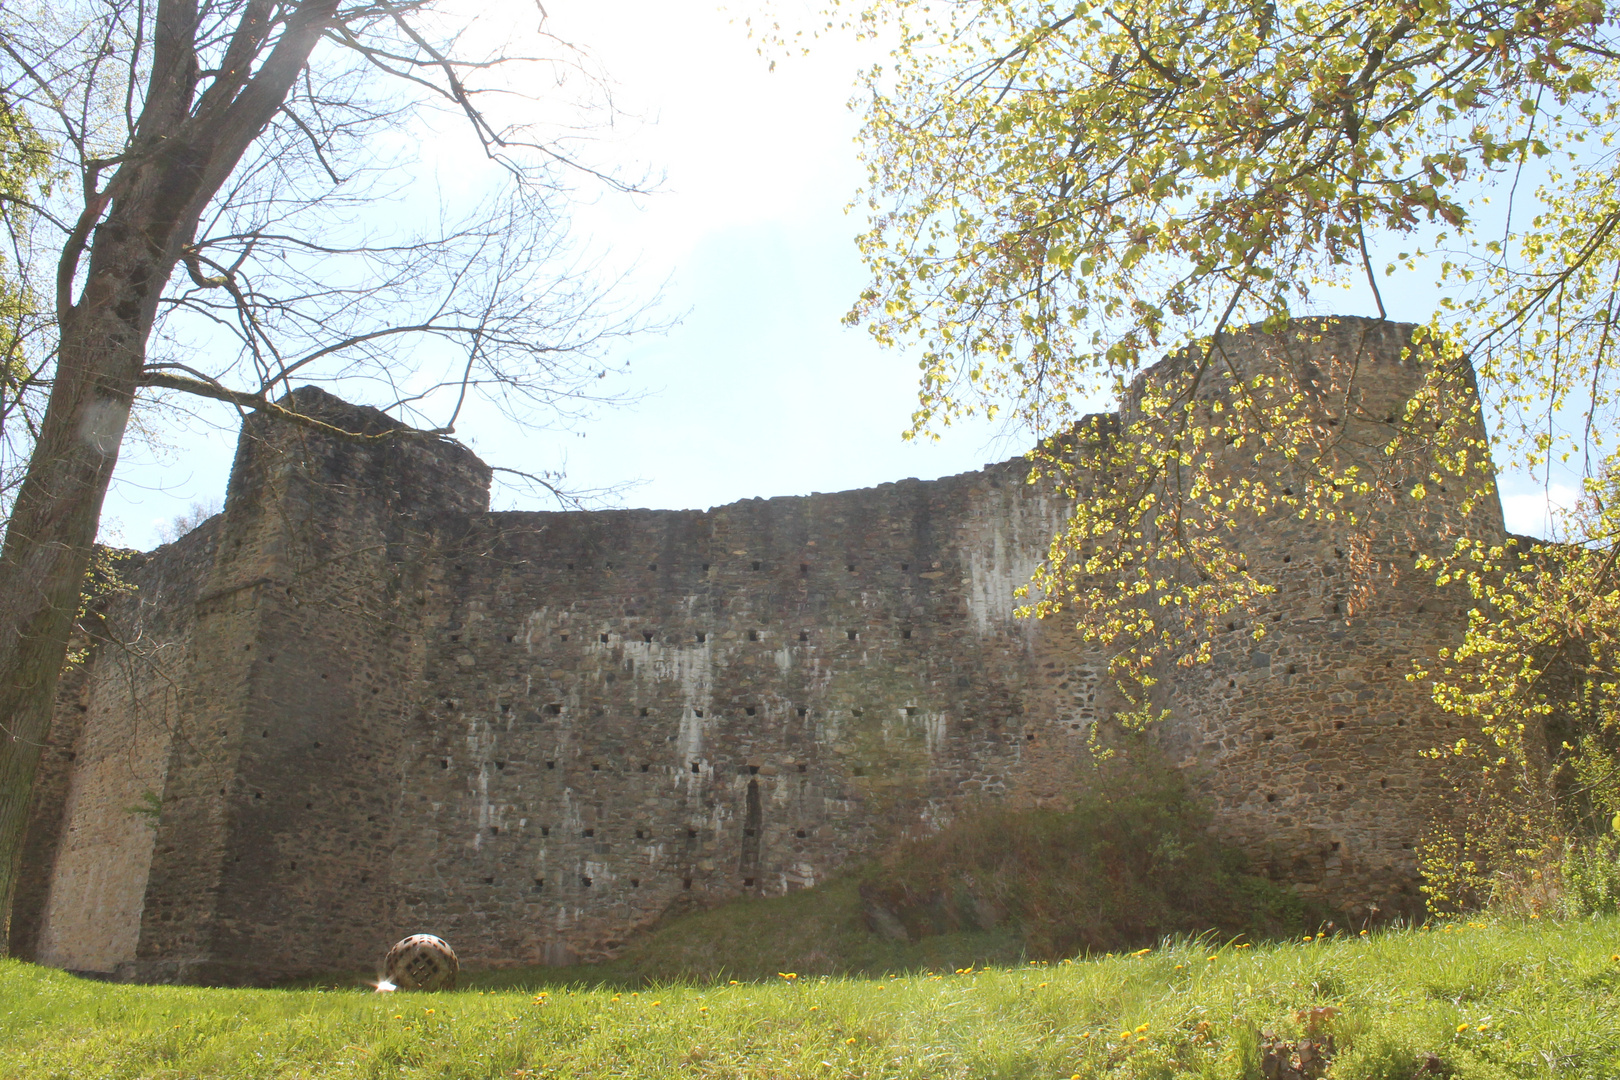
[857,756,1318,956]
[1563,834,1620,916]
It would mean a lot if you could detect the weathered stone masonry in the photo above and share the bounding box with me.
[14,318,1504,984]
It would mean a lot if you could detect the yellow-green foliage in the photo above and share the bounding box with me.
[812,0,1620,895]
[4,918,1619,1078]
[1414,525,1620,911]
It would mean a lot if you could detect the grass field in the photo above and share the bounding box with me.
[4,916,1618,1079]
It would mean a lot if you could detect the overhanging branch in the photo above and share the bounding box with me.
[137,368,451,442]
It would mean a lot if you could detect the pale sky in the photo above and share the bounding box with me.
[97,0,1568,548]
[99,0,1023,551]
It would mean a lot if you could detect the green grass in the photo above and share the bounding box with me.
[5,916,1620,1078]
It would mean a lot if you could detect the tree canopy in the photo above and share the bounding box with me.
[0,95,48,516]
[839,0,1620,906]
[0,0,649,950]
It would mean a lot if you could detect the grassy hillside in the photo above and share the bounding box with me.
[470,875,1027,990]
[5,916,1619,1079]
[443,764,1317,990]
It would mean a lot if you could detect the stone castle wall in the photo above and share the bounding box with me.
[15,318,1502,983]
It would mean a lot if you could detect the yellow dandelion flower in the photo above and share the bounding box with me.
[1038,981,1048,987]
[699,1006,708,1013]
[1136,1024,1149,1033]
[1207,955,1217,962]
[810,1005,820,1011]
[1360,930,1369,936]
[730,980,740,985]
[651,1001,661,1007]
[1133,948,1151,957]
[1137,1036,1147,1043]
[424,1009,434,1015]
[1477,1023,1489,1031]
[1457,1023,1469,1033]
[846,1038,856,1044]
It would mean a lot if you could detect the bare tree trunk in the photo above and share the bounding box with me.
[0,0,340,953]
[0,306,141,950]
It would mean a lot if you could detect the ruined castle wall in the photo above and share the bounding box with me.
[384,464,1111,965]
[18,319,1507,982]
[125,393,492,984]
[20,521,221,972]
[1147,319,1505,920]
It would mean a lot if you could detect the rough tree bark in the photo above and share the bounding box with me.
[0,0,340,952]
